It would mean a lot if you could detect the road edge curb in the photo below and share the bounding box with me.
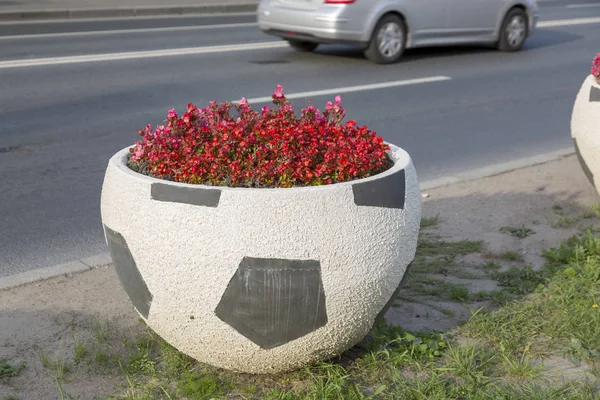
[0,252,112,291]
[0,3,258,21]
[0,147,576,292]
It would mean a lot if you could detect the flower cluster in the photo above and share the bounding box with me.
[127,86,392,188]
[592,53,600,83]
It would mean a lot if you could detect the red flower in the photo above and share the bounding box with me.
[127,86,393,188]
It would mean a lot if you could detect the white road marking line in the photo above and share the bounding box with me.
[0,22,257,40]
[0,11,257,25]
[0,41,288,69]
[566,3,600,8]
[1,16,598,41]
[538,16,600,27]
[237,76,453,104]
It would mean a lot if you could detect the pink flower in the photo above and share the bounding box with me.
[335,95,342,105]
[167,108,177,119]
[326,101,333,111]
[272,84,284,99]
[131,142,144,161]
[262,105,269,115]
[591,53,600,80]
[239,97,248,105]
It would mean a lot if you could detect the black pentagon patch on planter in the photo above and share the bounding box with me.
[590,86,600,102]
[573,138,595,187]
[104,225,153,318]
[375,262,413,323]
[215,257,328,349]
[151,182,221,207]
[352,169,405,209]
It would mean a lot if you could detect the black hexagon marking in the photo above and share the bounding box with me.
[104,225,153,318]
[352,169,405,209]
[573,138,594,187]
[215,257,327,349]
[151,182,221,207]
[375,262,413,323]
[590,86,600,102]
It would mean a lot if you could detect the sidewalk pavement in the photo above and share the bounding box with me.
[0,0,259,21]
[1,153,599,398]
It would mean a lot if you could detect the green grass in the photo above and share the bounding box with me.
[91,314,111,343]
[499,226,535,238]
[420,215,440,229]
[462,232,600,361]
[0,360,25,383]
[471,290,513,306]
[72,336,87,365]
[491,266,545,295]
[502,251,522,261]
[56,231,600,399]
[416,239,484,258]
[403,278,471,303]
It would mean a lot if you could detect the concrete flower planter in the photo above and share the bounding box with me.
[100,143,421,374]
[571,74,600,191]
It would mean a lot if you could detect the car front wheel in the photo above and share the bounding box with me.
[364,14,406,64]
[497,8,528,51]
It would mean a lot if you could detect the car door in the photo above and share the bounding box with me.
[402,0,449,42]
[446,0,501,38]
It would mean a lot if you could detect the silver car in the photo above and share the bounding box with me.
[257,0,539,64]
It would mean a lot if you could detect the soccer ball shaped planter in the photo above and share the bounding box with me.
[100,89,421,374]
[571,55,600,192]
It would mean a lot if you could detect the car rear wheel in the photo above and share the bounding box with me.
[287,40,319,52]
[364,14,406,64]
[497,8,528,51]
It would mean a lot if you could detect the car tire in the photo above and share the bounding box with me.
[364,14,406,64]
[497,8,528,52]
[287,40,319,52]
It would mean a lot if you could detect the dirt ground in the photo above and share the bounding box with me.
[1,153,598,400]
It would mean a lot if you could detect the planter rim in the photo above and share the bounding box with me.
[109,141,411,193]
[586,73,600,88]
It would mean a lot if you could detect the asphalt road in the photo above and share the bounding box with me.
[1,1,600,278]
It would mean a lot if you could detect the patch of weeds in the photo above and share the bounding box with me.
[2,396,20,400]
[557,338,600,366]
[542,230,600,266]
[56,378,76,400]
[552,210,582,228]
[157,340,191,378]
[417,239,484,258]
[438,344,497,385]
[38,351,50,368]
[0,360,25,383]
[420,215,440,229]
[499,344,543,380]
[552,204,563,211]
[426,303,456,318]
[124,332,158,375]
[405,277,471,302]
[483,261,501,272]
[502,251,522,261]
[590,203,600,218]
[450,286,470,302]
[177,369,229,399]
[72,336,87,365]
[471,290,513,306]
[51,356,71,382]
[95,349,111,368]
[499,225,535,238]
[91,314,111,343]
[491,266,545,295]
